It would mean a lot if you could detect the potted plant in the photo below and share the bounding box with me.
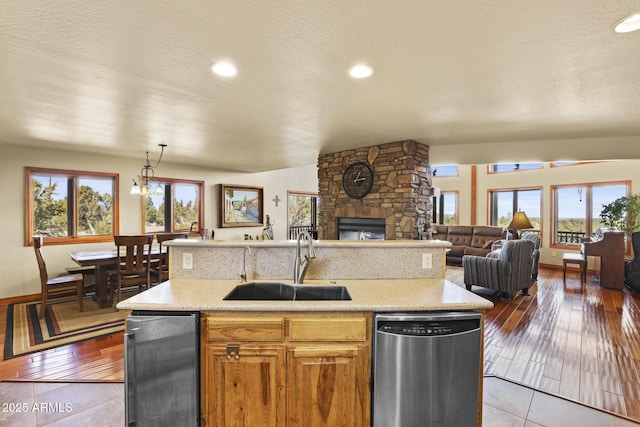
[599,194,640,235]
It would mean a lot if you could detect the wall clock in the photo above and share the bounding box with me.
[342,162,374,199]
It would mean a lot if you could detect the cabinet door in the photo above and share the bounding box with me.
[287,345,370,427]
[203,344,285,427]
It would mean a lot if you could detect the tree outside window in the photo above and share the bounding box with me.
[288,191,318,239]
[26,167,119,245]
[142,179,203,234]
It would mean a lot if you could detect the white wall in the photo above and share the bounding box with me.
[433,160,640,268]
[0,144,317,299]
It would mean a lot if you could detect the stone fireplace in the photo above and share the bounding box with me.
[318,140,433,240]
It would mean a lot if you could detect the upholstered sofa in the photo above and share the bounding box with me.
[462,239,535,299]
[432,225,507,265]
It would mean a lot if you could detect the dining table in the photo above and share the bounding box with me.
[68,246,163,308]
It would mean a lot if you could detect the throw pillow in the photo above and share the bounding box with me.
[482,240,493,249]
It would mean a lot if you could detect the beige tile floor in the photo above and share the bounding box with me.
[0,377,638,426]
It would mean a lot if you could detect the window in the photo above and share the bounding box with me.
[550,161,597,167]
[433,191,458,224]
[432,165,458,177]
[288,191,318,239]
[142,178,204,234]
[26,167,119,245]
[489,188,542,231]
[552,182,629,245]
[489,163,542,173]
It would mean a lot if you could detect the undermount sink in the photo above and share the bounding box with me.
[223,282,351,301]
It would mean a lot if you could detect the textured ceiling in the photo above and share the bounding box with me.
[1,0,639,171]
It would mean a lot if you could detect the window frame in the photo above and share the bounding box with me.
[487,163,543,174]
[550,161,599,168]
[287,190,319,239]
[433,190,459,225]
[141,177,204,235]
[488,187,543,234]
[550,180,630,248]
[25,166,120,246]
[431,165,459,177]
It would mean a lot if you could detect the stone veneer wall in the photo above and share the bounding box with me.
[318,140,433,240]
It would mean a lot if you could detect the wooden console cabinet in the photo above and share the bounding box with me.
[201,312,371,427]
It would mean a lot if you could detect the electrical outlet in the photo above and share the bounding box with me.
[183,252,193,269]
[552,251,556,257]
[422,253,432,269]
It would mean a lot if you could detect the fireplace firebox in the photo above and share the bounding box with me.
[337,217,385,240]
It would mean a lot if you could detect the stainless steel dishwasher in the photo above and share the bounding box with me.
[372,312,482,427]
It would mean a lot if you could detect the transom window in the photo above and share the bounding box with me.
[142,178,204,234]
[432,165,458,177]
[489,163,542,173]
[26,167,119,245]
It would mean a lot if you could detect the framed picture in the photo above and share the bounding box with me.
[220,184,264,228]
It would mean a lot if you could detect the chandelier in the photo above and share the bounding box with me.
[130,143,167,196]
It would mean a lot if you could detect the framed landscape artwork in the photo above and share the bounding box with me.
[220,184,264,228]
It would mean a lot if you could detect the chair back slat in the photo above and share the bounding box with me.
[33,236,48,286]
[114,235,152,275]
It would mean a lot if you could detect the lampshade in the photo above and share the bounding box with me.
[129,180,141,195]
[508,211,534,230]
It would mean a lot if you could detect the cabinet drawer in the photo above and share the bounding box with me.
[206,317,285,342]
[289,318,367,342]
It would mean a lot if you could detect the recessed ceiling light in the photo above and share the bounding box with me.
[212,61,238,77]
[613,13,640,33]
[348,64,374,79]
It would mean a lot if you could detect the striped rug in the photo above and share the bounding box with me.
[3,298,126,359]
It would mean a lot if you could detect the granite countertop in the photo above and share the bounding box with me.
[116,278,493,312]
[165,239,452,249]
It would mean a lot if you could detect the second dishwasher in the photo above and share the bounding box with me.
[372,311,482,427]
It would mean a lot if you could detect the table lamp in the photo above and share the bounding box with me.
[508,210,533,239]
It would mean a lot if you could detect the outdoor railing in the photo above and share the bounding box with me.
[289,225,318,240]
[555,231,586,244]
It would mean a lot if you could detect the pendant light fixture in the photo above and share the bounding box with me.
[130,143,167,196]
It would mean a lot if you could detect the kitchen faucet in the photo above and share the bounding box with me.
[293,230,316,284]
[240,246,251,283]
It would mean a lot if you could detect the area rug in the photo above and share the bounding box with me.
[446,265,499,298]
[3,298,126,359]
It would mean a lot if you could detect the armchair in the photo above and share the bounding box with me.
[521,233,541,280]
[462,239,535,299]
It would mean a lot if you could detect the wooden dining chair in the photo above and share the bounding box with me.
[110,235,153,304]
[150,232,188,284]
[33,236,84,318]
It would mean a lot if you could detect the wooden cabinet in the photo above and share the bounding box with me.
[205,344,285,426]
[201,312,371,427]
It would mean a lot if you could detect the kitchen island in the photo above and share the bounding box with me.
[117,239,492,426]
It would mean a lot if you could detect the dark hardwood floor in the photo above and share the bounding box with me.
[483,265,640,422]
[1,265,639,421]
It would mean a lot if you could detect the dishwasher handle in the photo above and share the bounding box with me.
[124,330,137,426]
